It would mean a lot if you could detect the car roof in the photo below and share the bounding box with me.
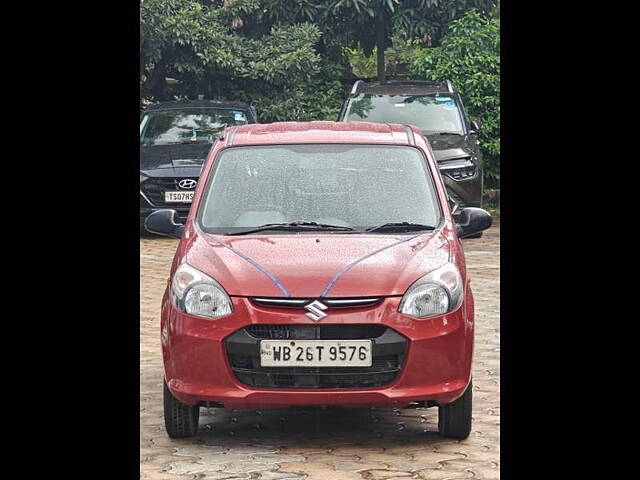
[225,121,421,147]
[353,80,452,96]
[143,99,251,112]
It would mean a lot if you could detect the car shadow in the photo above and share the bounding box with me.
[191,405,445,448]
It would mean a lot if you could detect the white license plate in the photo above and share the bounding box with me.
[260,340,372,367]
[164,191,194,203]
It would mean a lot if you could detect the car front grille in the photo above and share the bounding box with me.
[140,177,198,207]
[251,297,381,310]
[225,325,407,389]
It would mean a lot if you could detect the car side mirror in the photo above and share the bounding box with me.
[145,209,185,238]
[469,119,481,135]
[454,207,492,238]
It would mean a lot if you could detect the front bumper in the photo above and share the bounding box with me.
[161,295,474,409]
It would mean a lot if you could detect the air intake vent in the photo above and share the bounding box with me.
[225,325,407,389]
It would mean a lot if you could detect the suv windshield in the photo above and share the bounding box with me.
[198,144,441,234]
[140,108,249,146]
[344,94,464,134]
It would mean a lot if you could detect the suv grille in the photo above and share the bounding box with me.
[225,325,407,389]
[140,177,198,207]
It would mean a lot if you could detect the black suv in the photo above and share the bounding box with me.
[140,100,257,228]
[338,80,483,214]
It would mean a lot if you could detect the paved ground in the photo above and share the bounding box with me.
[140,223,500,480]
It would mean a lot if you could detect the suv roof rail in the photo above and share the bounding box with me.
[351,80,363,94]
[447,80,454,93]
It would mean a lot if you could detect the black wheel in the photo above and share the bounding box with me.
[438,380,472,439]
[164,381,199,438]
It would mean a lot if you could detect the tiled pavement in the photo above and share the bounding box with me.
[140,222,500,480]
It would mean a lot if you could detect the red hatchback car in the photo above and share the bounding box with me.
[145,121,492,439]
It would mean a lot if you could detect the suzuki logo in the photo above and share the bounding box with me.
[305,300,328,322]
[178,179,197,190]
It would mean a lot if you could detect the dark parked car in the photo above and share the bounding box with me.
[140,100,257,228]
[338,80,483,217]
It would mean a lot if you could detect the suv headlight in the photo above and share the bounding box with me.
[140,174,149,183]
[399,263,463,318]
[171,263,233,319]
[439,158,476,180]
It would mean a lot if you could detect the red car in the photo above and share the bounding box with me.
[145,121,492,439]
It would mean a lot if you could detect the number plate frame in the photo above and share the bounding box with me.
[259,340,373,367]
[164,191,194,203]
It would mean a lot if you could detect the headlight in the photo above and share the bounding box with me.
[140,174,149,183]
[171,263,233,319]
[439,158,476,180]
[399,263,463,318]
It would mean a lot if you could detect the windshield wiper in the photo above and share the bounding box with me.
[434,132,464,136]
[364,222,436,233]
[164,140,212,145]
[225,221,357,236]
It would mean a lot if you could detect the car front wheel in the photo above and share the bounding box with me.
[438,380,472,439]
[164,380,199,438]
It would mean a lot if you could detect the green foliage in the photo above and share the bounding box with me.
[212,62,348,122]
[393,0,495,45]
[412,10,500,186]
[140,0,322,98]
[324,1,495,55]
[344,36,421,78]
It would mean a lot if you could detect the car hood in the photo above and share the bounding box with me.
[423,133,474,162]
[140,143,212,173]
[184,230,451,298]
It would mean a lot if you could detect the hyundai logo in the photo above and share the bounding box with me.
[178,179,197,190]
[305,300,328,321]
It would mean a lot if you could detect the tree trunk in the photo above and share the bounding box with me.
[376,9,386,82]
[151,58,167,101]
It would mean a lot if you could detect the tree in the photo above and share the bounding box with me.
[140,0,322,100]
[326,0,496,81]
[412,9,500,186]
[140,0,350,121]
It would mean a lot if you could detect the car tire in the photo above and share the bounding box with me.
[438,380,472,439]
[164,380,199,438]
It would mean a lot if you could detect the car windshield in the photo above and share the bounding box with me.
[140,108,249,146]
[197,144,441,233]
[344,94,464,134]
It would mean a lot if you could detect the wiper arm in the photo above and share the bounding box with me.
[364,222,436,233]
[289,221,355,230]
[225,221,356,236]
[165,140,211,145]
[434,132,463,136]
